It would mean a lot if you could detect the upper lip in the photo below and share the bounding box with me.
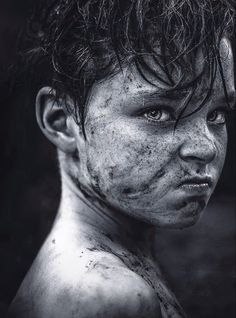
[178,176,213,188]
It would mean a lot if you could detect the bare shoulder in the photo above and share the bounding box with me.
[10,248,161,318]
[73,250,161,318]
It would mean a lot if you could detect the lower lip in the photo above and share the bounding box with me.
[178,183,210,194]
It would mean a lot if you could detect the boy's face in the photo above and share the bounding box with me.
[70,41,235,228]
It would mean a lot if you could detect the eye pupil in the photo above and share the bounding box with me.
[209,111,217,121]
[151,110,159,116]
[149,110,161,119]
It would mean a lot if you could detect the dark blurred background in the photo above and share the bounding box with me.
[0,1,235,318]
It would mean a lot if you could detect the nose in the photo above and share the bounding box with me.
[179,124,217,164]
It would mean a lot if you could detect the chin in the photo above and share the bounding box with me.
[156,214,202,229]
[174,213,203,229]
[150,201,206,229]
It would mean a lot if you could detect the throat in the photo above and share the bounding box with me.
[58,171,156,257]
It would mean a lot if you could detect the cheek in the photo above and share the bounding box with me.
[85,119,177,200]
[214,129,227,173]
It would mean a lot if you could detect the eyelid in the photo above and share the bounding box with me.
[210,105,231,114]
[137,105,175,117]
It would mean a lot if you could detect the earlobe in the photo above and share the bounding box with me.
[36,87,77,153]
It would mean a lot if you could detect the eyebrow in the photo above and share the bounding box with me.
[129,84,236,114]
[215,90,236,109]
[141,87,236,103]
[138,89,189,101]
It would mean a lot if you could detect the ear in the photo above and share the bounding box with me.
[36,87,77,153]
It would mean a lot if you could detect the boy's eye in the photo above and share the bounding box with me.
[207,110,227,125]
[144,109,172,122]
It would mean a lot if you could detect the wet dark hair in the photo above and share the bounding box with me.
[22,0,235,123]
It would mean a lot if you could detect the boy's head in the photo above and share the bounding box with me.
[26,0,235,228]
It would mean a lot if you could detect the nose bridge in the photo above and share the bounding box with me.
[179,119,216,163]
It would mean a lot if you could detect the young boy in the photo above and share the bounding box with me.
[9,1,235,317]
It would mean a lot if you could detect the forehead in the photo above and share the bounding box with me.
[216,38,235,92]
[86,39,235,117]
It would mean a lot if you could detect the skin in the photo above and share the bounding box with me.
[9,40,235,318]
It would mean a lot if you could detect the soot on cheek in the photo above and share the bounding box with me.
[86,130,172,204]
[106,142,168,197]
[122,187,133,194]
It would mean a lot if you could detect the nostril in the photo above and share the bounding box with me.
[179,141,216,164]
[184,155,200,162]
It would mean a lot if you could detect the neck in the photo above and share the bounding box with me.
[57,170,156,257]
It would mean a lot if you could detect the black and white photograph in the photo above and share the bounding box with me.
[0,1,235,317]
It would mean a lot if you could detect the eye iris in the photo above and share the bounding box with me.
[149,110,161,119]
[209,111,217,121]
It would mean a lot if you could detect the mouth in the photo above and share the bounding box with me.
[177,176,213,194]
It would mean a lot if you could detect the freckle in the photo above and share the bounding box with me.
[52,239,56,244]
[72,150,79,161]
[122,187,133,194]
[105,233,114,242]
[104,96,112,107]
[91,130,94,135]
[128,75,133,82]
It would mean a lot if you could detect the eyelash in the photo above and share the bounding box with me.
[142,107,229,124]
[142,107,174,123]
